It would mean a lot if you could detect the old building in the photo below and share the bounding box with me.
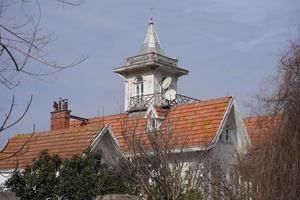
[0,20,251,184]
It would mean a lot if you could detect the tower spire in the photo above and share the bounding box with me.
[138,19,165,55]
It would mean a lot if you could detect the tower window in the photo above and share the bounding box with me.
[135,76,144,96]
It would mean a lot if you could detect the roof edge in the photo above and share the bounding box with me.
[88,123,122,153]
[210,96,234,145]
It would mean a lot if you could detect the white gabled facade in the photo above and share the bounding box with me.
[209,100,250,172]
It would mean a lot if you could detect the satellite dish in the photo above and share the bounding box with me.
[162,77,172,90]
[164,89,177,101]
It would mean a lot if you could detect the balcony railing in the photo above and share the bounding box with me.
[128,93,199,111]
[126,52,178,67]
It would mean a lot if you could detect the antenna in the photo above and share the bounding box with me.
[150,7,154,20]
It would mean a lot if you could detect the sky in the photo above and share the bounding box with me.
[1,0,299,146]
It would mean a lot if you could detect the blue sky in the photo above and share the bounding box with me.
[1,0,299,145]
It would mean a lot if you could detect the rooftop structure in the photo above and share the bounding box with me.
[138,18,165,55]
[114,19,193,112]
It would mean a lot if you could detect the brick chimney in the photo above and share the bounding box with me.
[50,99,71,131]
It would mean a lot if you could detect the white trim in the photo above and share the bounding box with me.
[88,124,121,153]
[145,104,164,119]
[231,99,251,153]
[0,168,24,185]
[211,97,234,145]
[175,97,251,154]
[145,104,158,118]
[233,100,251,145]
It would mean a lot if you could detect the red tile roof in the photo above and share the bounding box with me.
[160,96,231,147]
[244,114,281,146]
[0,124,103,169]
[72,96,232,150]
[0,96,232,169]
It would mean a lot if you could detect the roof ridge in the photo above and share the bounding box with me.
[11,124,104,138]
[70,96,233,123]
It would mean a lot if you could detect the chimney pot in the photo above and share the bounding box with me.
[50,98,71,131]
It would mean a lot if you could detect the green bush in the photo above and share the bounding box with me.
[4,150,134,200]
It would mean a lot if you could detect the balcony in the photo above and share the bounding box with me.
[128,93,199,112]
[126,52,178,67]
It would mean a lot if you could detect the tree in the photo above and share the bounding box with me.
[215,39,300,200]
[0,0,85,89]
[4,150,134,200]
[118,117,213,200]
[117,38,300,200]
[0,0,86,168]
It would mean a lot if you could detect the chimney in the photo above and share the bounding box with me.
[50,99,71,131]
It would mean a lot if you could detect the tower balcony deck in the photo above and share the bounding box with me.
[128,93,199,112]
[126,52,178,67]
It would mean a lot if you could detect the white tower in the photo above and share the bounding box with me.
[114,19,188,112]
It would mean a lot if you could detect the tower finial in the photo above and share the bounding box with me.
[149,17,153,24]
[138,18,165,55]
[150,7,154,24]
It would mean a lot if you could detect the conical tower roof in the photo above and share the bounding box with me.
[138,19,165,55]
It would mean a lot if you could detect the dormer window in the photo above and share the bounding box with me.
[145,105,165,131]
[135,76,144,97]
[147,117,158,131]
[148,117,164,131]
[150,118,157,130]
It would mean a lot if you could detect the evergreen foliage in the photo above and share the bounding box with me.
[4,150,134,200]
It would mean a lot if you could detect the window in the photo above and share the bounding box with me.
[147,118,158,131]
[225,126,229,141]
[135,76,144,96]
[150,118,156,129]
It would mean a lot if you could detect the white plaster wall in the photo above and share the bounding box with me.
[204,106,236,174]
[0,169,22,187]
[124,73,155,111]
[123,70,181,111]
[232,103,250,153]
[0,172,8,186]
[93,130,121,165]
[210,103,250,172]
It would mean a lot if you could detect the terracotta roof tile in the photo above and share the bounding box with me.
[79,96,232,150]
[244,114,281,146]
[0,96,232,169]
[0,124,104,169]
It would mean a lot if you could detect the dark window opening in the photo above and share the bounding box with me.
[225,128,229,141]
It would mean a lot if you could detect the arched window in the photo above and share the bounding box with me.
[135,76,144,96]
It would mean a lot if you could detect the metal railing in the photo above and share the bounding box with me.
[128,93,199,111]
[126,52,178,67]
